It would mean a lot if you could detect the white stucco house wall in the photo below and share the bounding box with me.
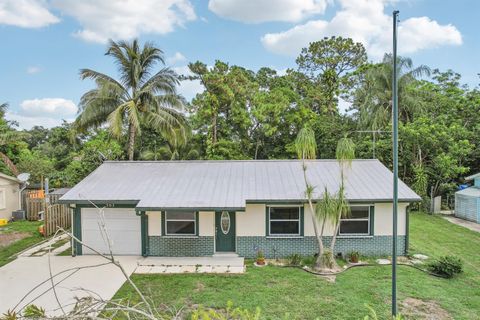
[59,160,421,258]
[0,172,21,220]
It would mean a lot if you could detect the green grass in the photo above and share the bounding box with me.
[113,213,480,319]
[0,220,44,267]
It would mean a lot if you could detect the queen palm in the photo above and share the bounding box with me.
[355,54,430,130]
[76,39,187,160]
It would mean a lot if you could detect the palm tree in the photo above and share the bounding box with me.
[140,129,199,160]
[295,127,326,270]
[296,128,355,271]
[76,39,187,160]
[355,54,430,130]
[325,137,355,266]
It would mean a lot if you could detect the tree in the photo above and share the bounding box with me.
[354,54,430,130]
[0,103,29,176]
[325,137,355,264]
[296,36,367,114]
[188,61,256,159]
[76,39,187,160]
[294,127,325,270]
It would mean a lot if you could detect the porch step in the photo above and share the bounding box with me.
[137,256,245,274]
[212,252,239,258]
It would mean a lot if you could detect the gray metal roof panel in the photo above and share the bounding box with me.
[60,160,421,208]
[456,187,480,197]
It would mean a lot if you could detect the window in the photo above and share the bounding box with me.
[268,206,301,236]
[165,211,196,235]
[339,206,371,236]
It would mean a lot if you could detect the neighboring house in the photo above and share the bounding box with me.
[59,160,421,258]
[0,172,21,220]
[455,172,480,223]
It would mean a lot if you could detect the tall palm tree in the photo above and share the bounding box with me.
[355,54,430,130]
[76,39,187,160]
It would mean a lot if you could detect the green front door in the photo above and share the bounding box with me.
[215,211,236,252]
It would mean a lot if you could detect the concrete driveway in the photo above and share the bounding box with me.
[0,255,140,316]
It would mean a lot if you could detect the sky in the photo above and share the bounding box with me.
[0,0,478,129]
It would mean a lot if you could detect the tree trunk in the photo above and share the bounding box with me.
[302,158,325,270]
[127,124,136,161]
[212,112,217,145]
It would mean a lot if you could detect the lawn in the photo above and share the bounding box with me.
[0,220,44,267]
[114,213,480,319]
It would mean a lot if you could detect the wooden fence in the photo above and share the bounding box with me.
[23,190,71,236]
[44,204,71,237]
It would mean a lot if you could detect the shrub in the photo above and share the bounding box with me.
[347,251,360,263]
[288,254,302,266]
[427,255,463,278]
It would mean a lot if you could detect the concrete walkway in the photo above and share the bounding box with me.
[137,256,245,274]
[444,216,480,233]
[0,255,139,316]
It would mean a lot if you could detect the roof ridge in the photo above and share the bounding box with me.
[103,159,381,164]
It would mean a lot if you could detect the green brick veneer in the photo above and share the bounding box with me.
[236,236,406,258]
[148,236,214,256]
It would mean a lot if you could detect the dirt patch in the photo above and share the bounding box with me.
[0,232,29,247]
[401,297,452,320]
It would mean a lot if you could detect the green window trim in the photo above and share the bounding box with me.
[265,205,304,237]
[161,211,199,237]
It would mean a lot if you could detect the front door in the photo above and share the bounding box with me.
[215,211,235,252]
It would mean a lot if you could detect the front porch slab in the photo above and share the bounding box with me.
[136,256,245,274]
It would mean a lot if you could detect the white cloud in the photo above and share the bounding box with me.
[26,66,41,74]
[0,0,59,28]
[51,0,196,43]
[173,66,204,102]
[261,0,462,59]
[20,98,77,117]
[6,112,73,129]
[167,52,187,65]
[209,0,329,23]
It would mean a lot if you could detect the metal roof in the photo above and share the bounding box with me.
[456,186,480,197]
[59,160,421,209]
[465,172,480,181]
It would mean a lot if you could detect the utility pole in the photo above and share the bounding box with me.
[392,10,400,317]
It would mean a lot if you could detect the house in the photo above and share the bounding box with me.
[455,172,480,223]
[59,160,421,258]
[0,172,21,220]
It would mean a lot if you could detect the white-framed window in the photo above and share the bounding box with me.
[0,188,5,210]
[339,205,371,236]
[268,206,301,236]
[165,211,196,235]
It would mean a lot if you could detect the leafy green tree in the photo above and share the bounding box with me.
[62,131,123,186]
[76,39,187,160]
[0,103,29,176]
[296,36,367,114]
[188,61,256,159]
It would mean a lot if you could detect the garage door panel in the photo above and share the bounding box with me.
[81,208,141,255]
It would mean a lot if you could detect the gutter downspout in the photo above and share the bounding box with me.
[19,182,28,216]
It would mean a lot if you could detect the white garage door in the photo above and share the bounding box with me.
[81,208,141,255]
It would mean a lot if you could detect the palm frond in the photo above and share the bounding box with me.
[295,127,317,160]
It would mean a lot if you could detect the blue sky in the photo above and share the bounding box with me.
[0,0,478,129]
